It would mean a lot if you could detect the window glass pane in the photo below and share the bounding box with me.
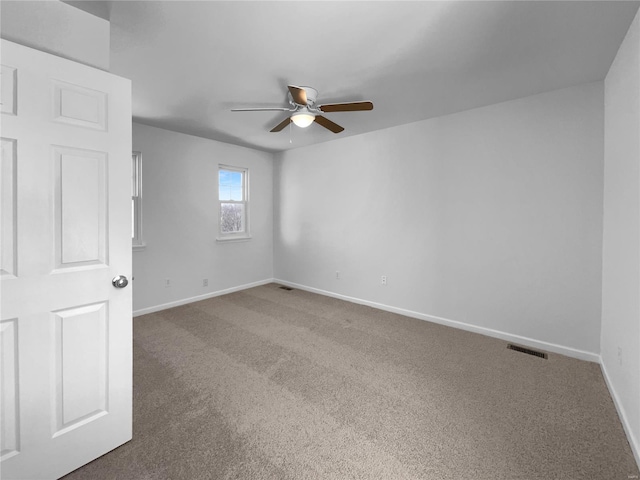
[132,154,138,197]
[220,203,245,233]
[230,171,242,186]
[219,184,231,201]
[230,186,242,201]
[219,169,244,201]
[132,198,136,239]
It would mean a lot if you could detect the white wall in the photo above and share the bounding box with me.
[602,10,640,464]
[0,1,110,71]
[132,123,273,314]
[275,82,604,358]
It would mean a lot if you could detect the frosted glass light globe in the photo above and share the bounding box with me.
[291,113,315,128]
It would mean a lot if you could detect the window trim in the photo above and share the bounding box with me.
[217,164,251,242]
[132,151,145,249]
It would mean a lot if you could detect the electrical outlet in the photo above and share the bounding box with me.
[336,271,340,280]
[203,279,208,287]
[381,275,387,286]
[165,278,171,287]
[618,347,623,365]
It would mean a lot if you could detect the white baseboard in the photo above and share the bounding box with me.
[600,360,640,469]
[133,278,274,317]
[273,278,601,363]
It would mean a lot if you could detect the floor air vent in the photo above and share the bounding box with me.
[279,286,293,291]
[507,344,548,359]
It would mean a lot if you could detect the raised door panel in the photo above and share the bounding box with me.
[0,319,20,461]
[1,138,17,277]
[52,80,107,131]
[1,65,17,116]
[54,146,108,270]
[52,303,108,437]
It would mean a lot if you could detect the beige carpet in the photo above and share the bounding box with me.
[65,283,638,479]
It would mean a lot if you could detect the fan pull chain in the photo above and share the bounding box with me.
[289,119,292,144]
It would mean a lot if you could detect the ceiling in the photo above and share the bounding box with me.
[86,1,639,152]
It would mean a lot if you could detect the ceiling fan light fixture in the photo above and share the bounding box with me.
[291,112,315,128]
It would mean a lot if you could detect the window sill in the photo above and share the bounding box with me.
[133,243,146,251]
[216,235,252,243]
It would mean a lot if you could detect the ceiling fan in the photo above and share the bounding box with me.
[231,85,373,133]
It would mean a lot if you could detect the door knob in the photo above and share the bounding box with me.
[112,275,129,288]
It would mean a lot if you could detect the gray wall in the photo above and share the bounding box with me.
[132,123,273,313]
[0,1,110,70]
[274,82,604,359]
[602,9,640,465]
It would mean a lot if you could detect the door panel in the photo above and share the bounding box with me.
[0,39,132,480]
[1,65,17,115]
[1,137,17,277]
[54,146,108,269]
[0,318,20,461]
[52,80,107,131]
[53,302,108,436]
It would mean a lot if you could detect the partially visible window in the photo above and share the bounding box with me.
[132,151,144,248]
[218,165,249,241]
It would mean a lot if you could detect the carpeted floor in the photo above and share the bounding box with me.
[65,283,639,479]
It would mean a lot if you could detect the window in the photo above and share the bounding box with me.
[132,151,144,248]
[218,165,249,240]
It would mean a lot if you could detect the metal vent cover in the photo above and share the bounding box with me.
[507,344,548,359]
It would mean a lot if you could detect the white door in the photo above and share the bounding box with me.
[0,40,132,479]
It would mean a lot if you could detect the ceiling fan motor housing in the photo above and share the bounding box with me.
[291,86,318,106]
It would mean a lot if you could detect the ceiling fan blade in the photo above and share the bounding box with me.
[270,117,292,132]
[231,107,291,112]
[314,115,344,133]
[288,85,308,106]
[318,101,374,113]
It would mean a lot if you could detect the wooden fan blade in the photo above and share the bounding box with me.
[231,107,291,112]
[319,101,373,113]
[270,117,292,132]
[314,115,344,133]
[288,85,308,105]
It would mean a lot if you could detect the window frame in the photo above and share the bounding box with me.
[132,151,145,249]
[217,164,251,242]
